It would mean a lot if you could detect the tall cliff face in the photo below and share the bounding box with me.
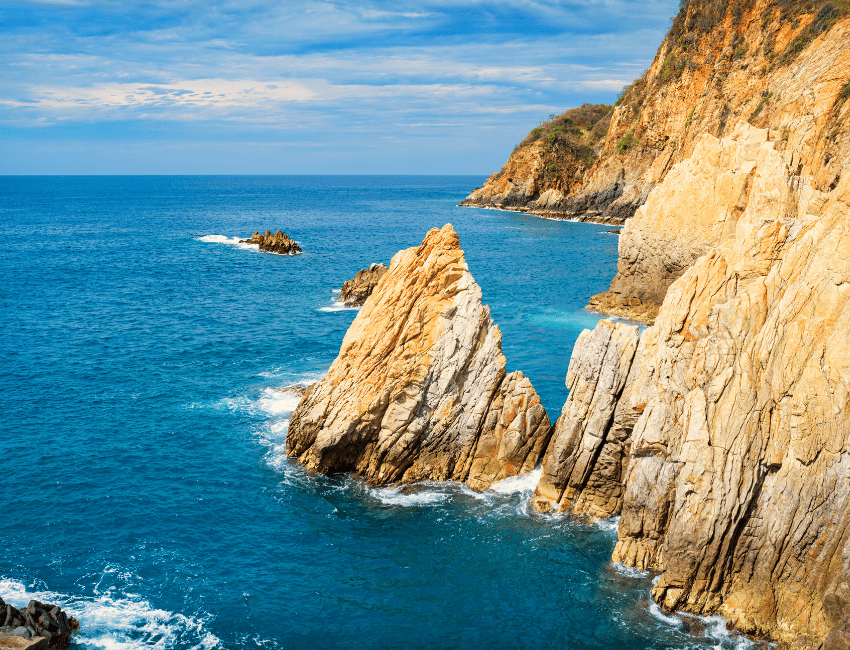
[286,225,552,489]
[537,121,850,646]
[462,0,850,236]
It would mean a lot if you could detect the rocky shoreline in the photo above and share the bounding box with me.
[0,597,78,649]
[338,263,388,307]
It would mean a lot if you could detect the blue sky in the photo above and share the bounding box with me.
[0,0,677,174]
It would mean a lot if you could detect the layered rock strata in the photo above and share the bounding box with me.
[0,598,78,649]
[541,119,850,647]
[240,230,302,255]
[286,224,552,489]
[339,263,388,307]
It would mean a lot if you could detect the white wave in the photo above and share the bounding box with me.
[371,486,448,506]
[612,561,650,579]
[595,515,621,534]
[257,388,301,416]
[318,300,359,313]
[0,576,220,650]
[331,288,341,295]
[490,467,542,494]
[196,234,258,251]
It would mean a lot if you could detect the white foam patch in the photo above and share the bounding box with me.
[0,576,220,650]
[257,388,301,416]
[612,561,650,579]
[196,235,258,251]
[318,300,360,313]
[371,486,449,506]
[595,515,621,534]
[490,467,542,494]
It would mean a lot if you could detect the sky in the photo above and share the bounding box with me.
[0,0,678,174]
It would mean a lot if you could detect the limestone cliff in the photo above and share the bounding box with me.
[286,225,552,489]
[463,0,850,292]
[536,120,850,647]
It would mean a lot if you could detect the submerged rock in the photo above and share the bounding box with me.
[240,230,302,255]
[339,263,388,307]
[286,224,552,489]
[0,597,78,649]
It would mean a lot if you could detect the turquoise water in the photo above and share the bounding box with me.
[0,176,759,650]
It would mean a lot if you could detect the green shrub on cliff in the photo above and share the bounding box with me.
[616,132,639,153]
[514,103,613,163]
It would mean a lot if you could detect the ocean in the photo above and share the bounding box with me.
[0,176,761,650]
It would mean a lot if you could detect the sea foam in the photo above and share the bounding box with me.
[0,576,220,650]
[196,235,258,251]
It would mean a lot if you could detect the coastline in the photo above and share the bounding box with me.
[458,202,628,225]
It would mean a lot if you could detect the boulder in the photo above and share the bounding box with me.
[0,598,78,649]
[286,224,552,489]
[339,263,388,307]
[239,230,302,255]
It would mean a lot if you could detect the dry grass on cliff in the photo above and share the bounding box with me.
[515,104,613,161]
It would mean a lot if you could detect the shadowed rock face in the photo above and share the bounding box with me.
[0,597,79,649]
[540,122,850,647]
[286,224,552,489]
[240,230,302,255]
[339,263,388,307]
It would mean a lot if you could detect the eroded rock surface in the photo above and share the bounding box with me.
[240,230,302,255]
[545,119,850,646]
[286,224,552,489]
[0,598,78,649]
[339,263,388,307]
[531,320,640,518]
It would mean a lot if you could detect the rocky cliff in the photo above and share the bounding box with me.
[286,225,552,489]
[464,0,850,316]
[536,119,850,647]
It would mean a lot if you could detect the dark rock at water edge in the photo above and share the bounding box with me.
[0,597,78,649]
[339,263,388,307]
[240,230,302,255]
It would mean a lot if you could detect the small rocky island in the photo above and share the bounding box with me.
[239,230,302,255]
[0,597,78,649]
[339,263,388,307]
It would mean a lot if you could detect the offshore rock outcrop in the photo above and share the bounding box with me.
[0,597,78,649]
[339,263,388,307]
[240,230,302,255]
[542,118,850,647]
[286,224,552,489]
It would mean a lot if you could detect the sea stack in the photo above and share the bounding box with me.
[240,230,302,255]
[287,224,552,489]
[339,263,388,307]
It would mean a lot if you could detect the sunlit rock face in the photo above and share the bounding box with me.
[539,122,850,647]
[286,224,552,490]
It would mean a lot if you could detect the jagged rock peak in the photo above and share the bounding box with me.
[286,224,552,489]
[339,263,388,307]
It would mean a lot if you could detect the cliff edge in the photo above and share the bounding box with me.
[464,0,850,322]
[535,119,850,647]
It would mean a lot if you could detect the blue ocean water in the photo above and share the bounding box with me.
[0,176,759,650]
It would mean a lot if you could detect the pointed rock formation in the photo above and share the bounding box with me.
[531,319,640,518]
[286,224,552,489]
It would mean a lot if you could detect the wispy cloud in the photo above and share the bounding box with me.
[0,0,678,172]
